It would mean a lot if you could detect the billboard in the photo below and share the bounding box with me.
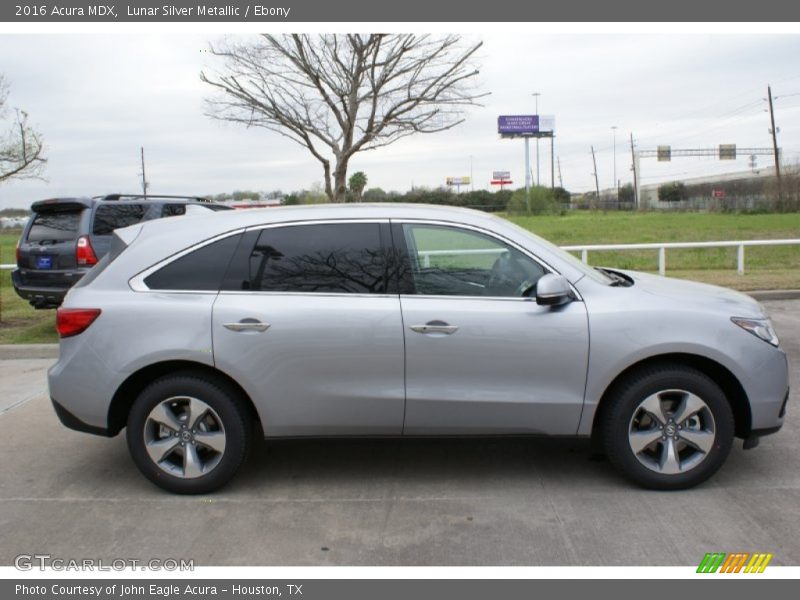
[492,171,511,180]
[446,176,471,186]
[498,115,555,136]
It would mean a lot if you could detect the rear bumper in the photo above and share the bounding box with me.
[11,268,78,307]
[51,397,113,437]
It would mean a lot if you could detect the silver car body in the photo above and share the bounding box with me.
[48,204,789,442]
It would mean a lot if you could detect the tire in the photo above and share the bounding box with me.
[126,372,251,494]
[601,364,734,490]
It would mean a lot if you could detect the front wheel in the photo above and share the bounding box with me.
[127,373,251,494]
[601,365,734,490]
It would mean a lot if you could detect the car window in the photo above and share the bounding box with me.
[402,224,547,297]
[245,223,388,294]
[27,210,82,242]
[162,204,186,217]
[143,233,242,291]
[92,204,148,235]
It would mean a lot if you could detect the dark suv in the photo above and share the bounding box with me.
[13,194,231,308]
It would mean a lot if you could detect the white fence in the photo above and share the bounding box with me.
[3,239,800,277]
[419,239,800,276]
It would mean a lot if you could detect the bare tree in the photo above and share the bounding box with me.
[201,34,485,202]
[0,76,46,183]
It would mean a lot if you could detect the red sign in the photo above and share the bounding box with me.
[712,189,725,198]
[491,180,513,185]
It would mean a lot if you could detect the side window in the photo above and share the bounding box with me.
[162,204,187,217]
[244,223,388,294]
[401,224,547,297]
[92,204,147,235]
[143,233,242,291]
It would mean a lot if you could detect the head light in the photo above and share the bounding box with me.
[731,317,780,347]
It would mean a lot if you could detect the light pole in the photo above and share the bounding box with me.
[470,155,474,192]
[532,92,541,187]
[611,125,618,199]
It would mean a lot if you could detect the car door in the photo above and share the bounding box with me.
[396,221,590,435]
[212,221,406,436]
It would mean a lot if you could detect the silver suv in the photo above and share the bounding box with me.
[48,204,789,493]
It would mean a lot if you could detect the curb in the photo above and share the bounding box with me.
[747,290,800,301]
[0,290,797,359]
[0,343,59,360]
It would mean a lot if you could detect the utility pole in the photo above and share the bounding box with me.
[470,155,474,192]
[611,126,618,199]
[532,92,541,187]
[557,156,563,188]
[140,147,148,198]
[630,133,639,209]
[550,137,555,190]
[767,85,782,202]
[591,145,600,201]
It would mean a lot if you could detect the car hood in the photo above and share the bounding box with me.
[613,269,766,318]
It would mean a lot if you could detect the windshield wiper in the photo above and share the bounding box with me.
[596,267,626,286]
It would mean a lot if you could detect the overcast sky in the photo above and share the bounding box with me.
[1,33,799,209]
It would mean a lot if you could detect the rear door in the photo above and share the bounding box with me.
[212,220,407,436]
[20,204,86,271]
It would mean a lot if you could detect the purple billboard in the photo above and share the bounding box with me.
[498,115,539,135]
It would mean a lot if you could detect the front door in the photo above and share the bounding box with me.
[397,222,590,435]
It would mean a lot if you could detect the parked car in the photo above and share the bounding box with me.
[48,204,789,493]
[12,194,231,308]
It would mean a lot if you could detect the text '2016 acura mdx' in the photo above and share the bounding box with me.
[48,204,789,493]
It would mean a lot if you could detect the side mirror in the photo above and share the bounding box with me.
[535,274,573,306]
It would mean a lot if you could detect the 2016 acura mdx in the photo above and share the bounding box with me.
[48,204,789,493]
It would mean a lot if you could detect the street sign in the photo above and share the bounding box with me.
[719,144,737,160]
[657,146,671,162]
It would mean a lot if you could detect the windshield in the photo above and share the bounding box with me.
[501,218,615,285]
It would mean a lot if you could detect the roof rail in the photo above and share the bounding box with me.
[96,194,213,203]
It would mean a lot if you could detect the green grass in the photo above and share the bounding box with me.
[506,212,800,288]
[1,212,798,344]
[0,230,58,344]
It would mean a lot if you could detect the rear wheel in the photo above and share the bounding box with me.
[601,364,734,490]
[127,373,251,494]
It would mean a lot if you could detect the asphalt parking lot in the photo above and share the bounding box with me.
[0,299,797,567]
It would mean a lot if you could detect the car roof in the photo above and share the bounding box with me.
[30,195,224,212]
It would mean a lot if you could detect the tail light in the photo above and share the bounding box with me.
[56,308,101,338]
[76,235,98,266]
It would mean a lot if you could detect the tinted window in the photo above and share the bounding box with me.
[144,233,242,291]
[162,204,186,217]
[246,223,388,294]
[92,204,147,235]
[27,210,82,242]
[402,224,547,297]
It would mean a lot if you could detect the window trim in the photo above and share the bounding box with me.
[391,219,583,303]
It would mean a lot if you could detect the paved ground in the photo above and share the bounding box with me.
[0,300,797,567]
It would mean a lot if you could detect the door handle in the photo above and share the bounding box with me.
[409,322,459,335]
[223,321,270,332]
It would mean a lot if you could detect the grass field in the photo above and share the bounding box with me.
[1,211,799,344]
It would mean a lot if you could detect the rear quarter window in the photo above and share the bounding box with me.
[27,210,82,242]
[143,233,242,291]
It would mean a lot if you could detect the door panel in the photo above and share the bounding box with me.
[401,296,589,435]
[213,293,405,436]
